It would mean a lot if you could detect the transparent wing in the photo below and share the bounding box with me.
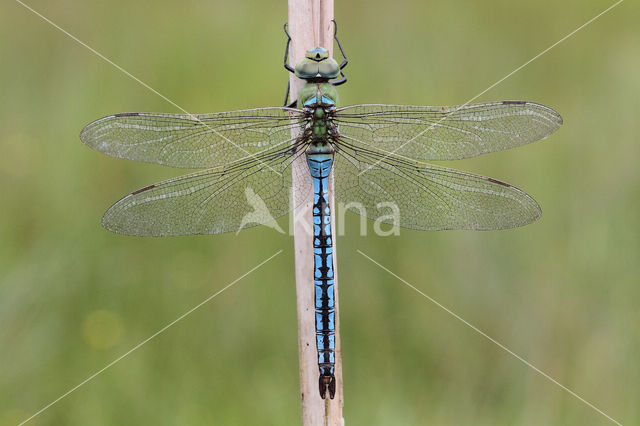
[80,108,302,168]
[335,101,562,161]
[334,136,541,230]
[102,143,310,236]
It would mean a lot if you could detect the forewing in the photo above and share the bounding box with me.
[335,101,562,161]
[80,108,301,168]
[102,144,309,236]
[334,137,541,231]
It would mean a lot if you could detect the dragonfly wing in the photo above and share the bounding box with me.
[335,101,562,161]
[80,108,302,168]
[103,144,309,236]
[334,137,541,231]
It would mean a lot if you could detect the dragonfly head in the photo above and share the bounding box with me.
[295,47,340,81]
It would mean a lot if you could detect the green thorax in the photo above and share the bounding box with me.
[297,83,338,109]
[298,83,338,145]
[294,47,339,152]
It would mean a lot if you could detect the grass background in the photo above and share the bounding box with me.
[1,0,638,424]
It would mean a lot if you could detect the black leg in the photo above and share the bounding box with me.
[283,81,290,107]
[331,70,347,86]
[332,19,348,70]
[330,20,348,87]
[282,23,297,106]
[283,81,297,108]
[283,23,295,74]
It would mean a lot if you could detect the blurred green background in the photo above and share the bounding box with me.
[1,0,638,424]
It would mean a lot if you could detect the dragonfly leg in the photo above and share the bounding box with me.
[282,23,297,106]
[331,19,348,70]
[331,70,347,87]
[283,81,297,108]
[283,81,290,107]
[283,23,295,74]
[330,19,348,87]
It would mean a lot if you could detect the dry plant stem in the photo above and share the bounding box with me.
[289,0,344,425]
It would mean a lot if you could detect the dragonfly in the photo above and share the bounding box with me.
[80,23,562,399]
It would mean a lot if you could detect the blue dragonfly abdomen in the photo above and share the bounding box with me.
[307,151,336,399]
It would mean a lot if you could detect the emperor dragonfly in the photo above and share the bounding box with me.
[80,24,562,399]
